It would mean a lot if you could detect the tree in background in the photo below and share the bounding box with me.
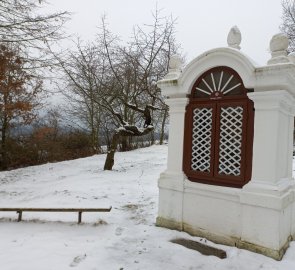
[280,0,295,144]
[281,0,295,52]
[0,0,71,170]
[0,44,42,169]
[56,41,104,154]
[57,10,181,170]
[99,10,181,170]
[28,107,94,165]
[0,0,69,70]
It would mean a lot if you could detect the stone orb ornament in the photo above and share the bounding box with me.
[268,33,290,64]
[227,26,242,50]
[269,33,289,52]
[168,55,182,70]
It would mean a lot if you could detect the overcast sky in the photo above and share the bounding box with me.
[46,0,282,66]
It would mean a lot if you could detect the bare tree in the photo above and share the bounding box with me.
[0,0,69,70]
[54,40,109,153]
[57,10,181,170]
[0,1,70,170]
[99,11,180,170]
[281,0,295,52]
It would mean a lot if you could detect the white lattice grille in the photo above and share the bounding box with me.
[218,106,243,176]
[191,107,213,172]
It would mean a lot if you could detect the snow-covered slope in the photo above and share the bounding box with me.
[0,145,294,270]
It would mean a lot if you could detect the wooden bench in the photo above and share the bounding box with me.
[0,207,112,224]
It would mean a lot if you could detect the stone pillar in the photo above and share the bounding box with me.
[165,98,188,174]
[156,97,187,230]
[243,90,295,194]
[155,55,187,229]
[239,90,295,259]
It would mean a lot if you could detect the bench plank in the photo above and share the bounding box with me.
[0,207,112,212]
[0,207,112,223]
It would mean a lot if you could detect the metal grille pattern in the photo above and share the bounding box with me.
[191,108,213,172]
[218,106,243,176]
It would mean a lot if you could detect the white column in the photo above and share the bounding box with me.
[244,90,295,194]
[165,97,188,174]
[240,90,295,254]
[156,97,188,230]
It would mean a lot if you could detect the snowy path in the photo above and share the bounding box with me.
[0,145,294,270]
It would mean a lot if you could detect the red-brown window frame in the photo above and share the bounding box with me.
[183,67,254,188]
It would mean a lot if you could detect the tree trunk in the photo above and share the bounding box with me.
[103,125,154,170]
[0,118,8,170]
[120,136,129,152]
[160,108,168,145]
[150,130,155,145]
[103,133,120,170]
[90,126,99,154]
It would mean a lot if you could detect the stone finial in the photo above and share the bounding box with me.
[227,26,241,50]
[168,55,182,71]
[161,54,182,80]
[267,33,290,65]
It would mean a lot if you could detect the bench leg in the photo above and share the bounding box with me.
[78,212,82,224]
[17,211,22,222]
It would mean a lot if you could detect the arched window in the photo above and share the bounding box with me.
[183,66,254,188]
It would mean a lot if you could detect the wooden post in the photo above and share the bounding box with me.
[78,211,82,224]
[17,211,22,222]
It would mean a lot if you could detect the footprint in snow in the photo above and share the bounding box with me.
[259,264,277,270]
[70,254,87,267]
[115,227,124,236]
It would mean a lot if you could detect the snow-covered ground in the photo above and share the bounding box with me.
[0,145,295,270]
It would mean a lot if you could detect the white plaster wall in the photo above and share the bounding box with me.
[277,108,290,180]
[292,189,295,237]
[279,203,293,247]
[241,204,281,249]
[287,117,294,180]
[252,109,278,182]
[183,186,241,238]
[240,199,293,251]
[157,187,183,224]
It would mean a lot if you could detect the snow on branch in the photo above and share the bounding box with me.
[125,103,163,112]
[146,104,164,111]
[115,124,153,137]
